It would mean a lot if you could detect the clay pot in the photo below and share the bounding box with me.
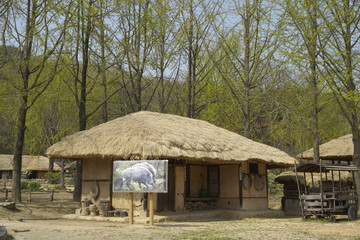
[81,207,89,216]
[99,200,110,216]
[89,204,97,216]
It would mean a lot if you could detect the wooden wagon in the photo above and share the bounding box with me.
[294,161,358,222]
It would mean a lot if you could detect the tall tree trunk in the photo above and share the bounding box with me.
[48,159,54,173]
[346,16,360,204]
[136,73,142,112]
[310,0,320,163]
[100,2,108,123]
[12,0,33,202]
[187,0,194,118]
[12,103,28,202]
[310,67,320,163]
[60,159,65,190]
[351,124,360,207]
[73,0,92,202]
[159,53,165,113]
[243,0,251,138]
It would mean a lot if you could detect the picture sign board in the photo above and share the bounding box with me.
[113,160,168,193]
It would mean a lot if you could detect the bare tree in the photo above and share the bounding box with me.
[150,0,182,113]
[280,0,322,162]
[1,0,71,202]
[318,0,360,201]
[212,0,280,138]
[114,0,154,112]
[62,0,125,200]
[180,0,219,118]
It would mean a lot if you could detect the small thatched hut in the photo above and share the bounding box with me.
[46,111,294,214]
[0,155,60,179]
[278,134,355,215]
[275,170,352,216]
[299,134,353,162]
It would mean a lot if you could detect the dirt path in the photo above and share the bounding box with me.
[2,216,360,240]
[1,201,360,240]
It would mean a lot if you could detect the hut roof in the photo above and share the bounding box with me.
[275,171,305,185]
[299,134,353,161]
[0,155,60,171]
[46,111,295,168]
[275,171,352,187]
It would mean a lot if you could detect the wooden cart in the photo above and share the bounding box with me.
[294,161,358,222]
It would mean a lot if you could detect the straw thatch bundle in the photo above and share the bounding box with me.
[46,111,294,168]
[299,134,353,161]
[0,154,60,171]
[275,171,352,187]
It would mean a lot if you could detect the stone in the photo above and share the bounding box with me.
[0,226,7,240]
[75,208,81,215]
[0,202,15,210]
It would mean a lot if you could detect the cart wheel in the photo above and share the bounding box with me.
[328,215,336,223]
[347,206,358,221]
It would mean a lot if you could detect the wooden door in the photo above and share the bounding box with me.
[208,166,219,197]
[157,161,175,211]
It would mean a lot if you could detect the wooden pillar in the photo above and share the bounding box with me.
[50,189,54,202]
[149,192,154,225]
[129,192,134,225]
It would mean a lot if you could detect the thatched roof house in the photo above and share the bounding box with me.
[299,134,353,162]
[47,111,293,167]
[0,155,60,179]
[47,111,294,213]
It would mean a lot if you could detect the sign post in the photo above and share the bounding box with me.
[113,160,168,226]
[149,192,154,225]
[129,192,134,225]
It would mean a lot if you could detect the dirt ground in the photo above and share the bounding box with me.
[1,193,360,240]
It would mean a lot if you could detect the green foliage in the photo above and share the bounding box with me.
[45,172,61,184]
[268,172,284,193]
[6,234,15,240]
[20,181,28,190]
[20,181,41,191]
[0,0,356,168]
[28,182,41,191]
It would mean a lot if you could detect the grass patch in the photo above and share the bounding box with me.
[6,234,14,240]
[170,227,235,240]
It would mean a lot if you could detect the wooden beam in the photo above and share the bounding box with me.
[129,192,133,225]
[149,192,154,226]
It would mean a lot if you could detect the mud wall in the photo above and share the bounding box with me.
[216,165,241,210]
[81,159,112,207]
[241,162,268,210]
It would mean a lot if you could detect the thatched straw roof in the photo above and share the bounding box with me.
[46,111,294,168]
[0,155,60,171]
[275,171,352,187]
[299,134,353,161]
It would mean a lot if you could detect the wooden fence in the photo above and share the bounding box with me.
[0,189,73,202]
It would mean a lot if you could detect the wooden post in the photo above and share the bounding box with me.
[149,192,154,226]
[311,172,314,187]
[50,189,54,202]
[129,192,134,225]
[339,171,342,191]
[320,159,324,217]
[5,189,8,201]
[294,160,304,218]
[332,170,336,210]
[28,191,31,202]
[303,172,307,194]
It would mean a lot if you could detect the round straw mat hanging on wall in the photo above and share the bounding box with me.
[254,175,265,190]
[242,173,252,189]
